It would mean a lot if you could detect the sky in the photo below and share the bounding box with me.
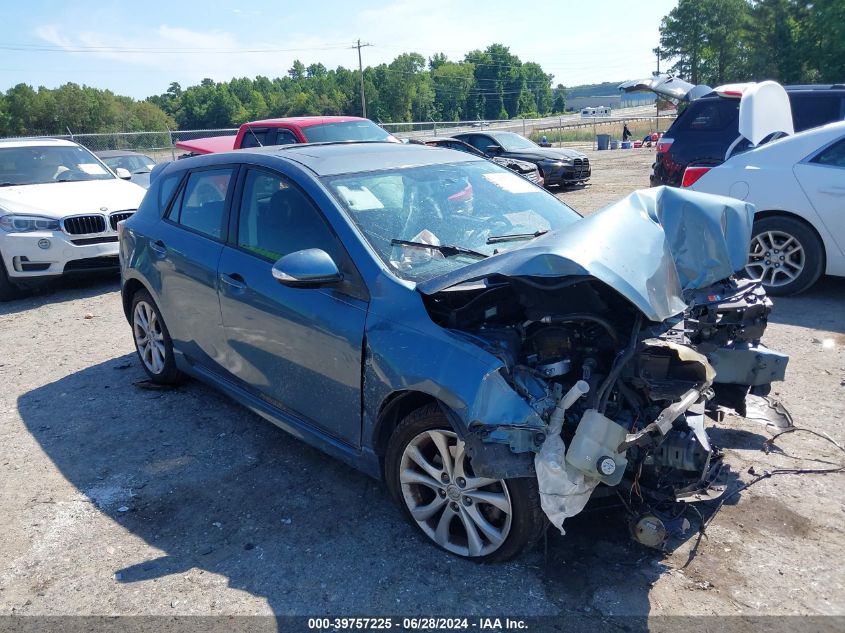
[0,0,678,99]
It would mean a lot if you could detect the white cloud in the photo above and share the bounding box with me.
[33,22,363,89]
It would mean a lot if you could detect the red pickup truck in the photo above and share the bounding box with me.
[175,116,398,155]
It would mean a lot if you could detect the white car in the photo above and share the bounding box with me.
[687,120,845,295]
[0,138,146,300]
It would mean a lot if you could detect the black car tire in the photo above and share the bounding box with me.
[130,289,184,384]
[385,403,546,562]
[748,216,824,296]
[0,254,21,302]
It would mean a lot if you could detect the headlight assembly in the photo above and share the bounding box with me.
[0,214,61,233]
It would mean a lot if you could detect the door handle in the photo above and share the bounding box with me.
[220,272,247,291]
[149,239,167,255]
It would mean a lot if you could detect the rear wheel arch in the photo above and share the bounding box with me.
[752,210,827,269]
[122,277,149,321]
[749,211,826,295]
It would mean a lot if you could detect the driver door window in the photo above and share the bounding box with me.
[236,169,341,262]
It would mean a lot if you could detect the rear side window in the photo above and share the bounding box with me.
[791,96,843,132]
[811,138,845,168]
[273,129,299,145]
[169,168,233,240]
[240,128,269,149]
[158,172,182,209]
[680,100,738,131]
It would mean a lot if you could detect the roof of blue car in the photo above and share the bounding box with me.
[243,141,479,176]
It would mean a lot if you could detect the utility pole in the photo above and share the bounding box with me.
[352,39,373,118]
[655,47,661,75]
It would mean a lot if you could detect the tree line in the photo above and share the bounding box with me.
[0,43,568,135]
[148,43,568,128]
[4,0,841,139]
[660,0,845,86]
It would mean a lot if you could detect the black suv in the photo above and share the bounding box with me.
[651,85,845,186]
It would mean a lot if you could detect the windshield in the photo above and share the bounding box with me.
[492,132,538,152]
[0,145,113,186]
[302,120,395,143]
[323,160,581,282]
[101,154,155,173]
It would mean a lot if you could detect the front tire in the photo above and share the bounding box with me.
[131,289,183,384]
[385,404,546,562]
[747,216,824,296]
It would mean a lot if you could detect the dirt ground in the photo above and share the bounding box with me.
[1,148,843,625]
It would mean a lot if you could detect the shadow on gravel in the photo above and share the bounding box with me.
[0,272,119,316]
[768,276,845,335]
[17,354,741,623]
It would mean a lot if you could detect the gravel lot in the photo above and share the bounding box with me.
[1,148,843,624]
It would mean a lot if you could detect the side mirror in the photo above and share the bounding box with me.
[115,167,132,180]
[271,248,342,287]
[486,144,502,155]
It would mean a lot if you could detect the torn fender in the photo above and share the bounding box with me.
[363,307,545,478]
[418,187,755,323]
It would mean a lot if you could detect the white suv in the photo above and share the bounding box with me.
[0,138,146,300]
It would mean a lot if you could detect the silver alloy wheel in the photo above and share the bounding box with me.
[133,300,166,375]
[746,230,805,287]
[399,429,512,557]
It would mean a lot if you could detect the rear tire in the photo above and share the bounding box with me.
[0,255,21,302]
[747,216,824,296]
[385,404,546,562]
[130,289,184,384]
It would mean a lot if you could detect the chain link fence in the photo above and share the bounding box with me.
[2,111,675,159]
[381,113,676,151]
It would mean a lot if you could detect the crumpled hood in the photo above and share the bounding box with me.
[0,179,146,218]
[418,186,754,322]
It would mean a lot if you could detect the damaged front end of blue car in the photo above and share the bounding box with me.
[403,186,790,544]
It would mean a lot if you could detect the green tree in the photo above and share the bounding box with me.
[288,60,306,81]
[432,61,475,120]
[803,0,845,83]
[521,62,554,115]
[660,0,750,84]
[551,84,567,113]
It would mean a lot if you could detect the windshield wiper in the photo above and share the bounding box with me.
[390,239,488,259]
[486,229,548,244]
[0,182,19,187]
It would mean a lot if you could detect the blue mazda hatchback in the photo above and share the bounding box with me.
[120,141,787,560]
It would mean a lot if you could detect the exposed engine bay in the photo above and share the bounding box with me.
[423,272,789,546]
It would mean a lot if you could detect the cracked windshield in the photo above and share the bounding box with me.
[324,160,581,281]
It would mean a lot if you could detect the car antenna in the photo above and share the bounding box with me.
[247,126,263,147]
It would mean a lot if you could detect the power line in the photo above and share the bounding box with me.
[0,43,357,54]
